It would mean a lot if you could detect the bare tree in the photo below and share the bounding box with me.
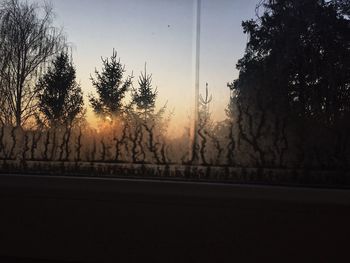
[0,0,64,127]
[197,84,212,165]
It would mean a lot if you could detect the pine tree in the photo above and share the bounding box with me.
[132,64,157,119]
[130,64,169,164]
[36,52,84,128]
[89,49,133,118]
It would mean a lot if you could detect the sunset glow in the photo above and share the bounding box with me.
[1,0,348,184]
[26,0,259,137]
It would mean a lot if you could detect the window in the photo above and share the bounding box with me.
[0,0,349,188]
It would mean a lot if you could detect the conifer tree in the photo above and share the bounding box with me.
[36,52,84,128]
[89,49,133,118]
[130,64,169,163]
[132,64,157,119]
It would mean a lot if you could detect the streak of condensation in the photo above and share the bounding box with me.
[190,0,201,164]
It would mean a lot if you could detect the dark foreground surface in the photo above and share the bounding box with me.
[0,174,349,262]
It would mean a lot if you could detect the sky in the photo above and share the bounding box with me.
[33,0,259,137]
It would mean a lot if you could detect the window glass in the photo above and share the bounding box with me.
[0,0,349,188]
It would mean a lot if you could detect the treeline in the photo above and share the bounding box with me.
[0,46,171,163]
[0,0,349,173]
[0,0,171,164]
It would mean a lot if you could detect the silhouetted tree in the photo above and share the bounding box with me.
[0,0,64,127]
[132,64,157,118]
[225,90,236,165]
[36,52,84,128]
[89,49,133,118]
[75,127,82,162]
[30,131,42,160]
[197,83,212,165]
[197,84,225,165]
[130,64,170,164]
[229,0,350,168]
